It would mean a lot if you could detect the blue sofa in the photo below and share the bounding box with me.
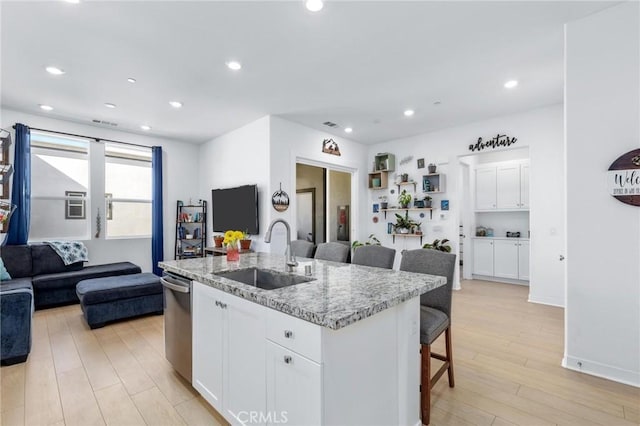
[0,244,141,364]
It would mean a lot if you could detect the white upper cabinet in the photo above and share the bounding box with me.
[475,161,529,210]
[475,168,497,210]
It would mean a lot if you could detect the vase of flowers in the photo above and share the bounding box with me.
[224,230,244,261]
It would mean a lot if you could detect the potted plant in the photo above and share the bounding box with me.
[398,190,412,208]
[223,230,244,261]
[415,224,423,235]
[240,230,252,250]
[352,234,381,250]
[401,173,409,182]
[422,238,452,252]
[213,234,225,248]
[424,195,432,208]
[394,212,417,234]
[428,163,437,173]
[379,195,388,210]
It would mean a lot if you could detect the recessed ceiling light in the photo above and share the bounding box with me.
[140,125,151,131]
[305,0,324,12]
[39,104,53,111]
[226,61,242,71]
[127,77,137,83]
[169,101,183,108]
[504,80,519,89]
[404,109,415,117]
[104,103,116,109]
[45,66,65,75]
[344,127,353,133]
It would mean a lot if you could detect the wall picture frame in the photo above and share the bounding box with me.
[441,199,450,211]
[417,158,425,169]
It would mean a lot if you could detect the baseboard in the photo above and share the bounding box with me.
[528,294,565,308]
[471,275,529,286]
[563,355,640,388]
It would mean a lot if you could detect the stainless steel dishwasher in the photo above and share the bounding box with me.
[161,272,192,383]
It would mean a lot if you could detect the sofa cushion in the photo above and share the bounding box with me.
[31,262,141,291]
[0,245,32,278]
[77,273,161,305]
[31,244,84,276]
[0,278,33,293]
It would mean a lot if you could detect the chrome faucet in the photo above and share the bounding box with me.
[264,219,298,272]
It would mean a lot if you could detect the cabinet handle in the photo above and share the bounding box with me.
[284,330,293,339]
[284,355,293,364]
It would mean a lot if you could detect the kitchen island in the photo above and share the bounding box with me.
[159,253,446,426]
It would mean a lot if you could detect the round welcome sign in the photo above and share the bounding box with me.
[607,148,640,207]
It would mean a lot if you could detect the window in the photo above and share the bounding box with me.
[105,143,152,238]
[30,132,90,240]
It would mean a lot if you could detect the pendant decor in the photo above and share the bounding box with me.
[95,208,101,238]
[322,138,341,156]
[272,183,290,212]
[607,148,640,207]
[469,134,517,152]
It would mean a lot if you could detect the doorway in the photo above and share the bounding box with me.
[295,163,353,246]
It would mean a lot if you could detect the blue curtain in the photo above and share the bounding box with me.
[151,146,164,276]
[5,123,31,245]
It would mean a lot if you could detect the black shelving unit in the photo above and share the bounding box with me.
[175,201,207,259]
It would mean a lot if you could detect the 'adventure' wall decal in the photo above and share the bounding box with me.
[469,134,517,152]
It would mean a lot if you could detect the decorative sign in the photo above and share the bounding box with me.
[607,148,640,207]
[272,183,290,212]
[322,139,341,156]
[469,134,517,152]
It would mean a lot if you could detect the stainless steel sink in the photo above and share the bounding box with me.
[214,268,314,290]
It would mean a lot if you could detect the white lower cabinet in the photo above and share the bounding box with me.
[493,240,519,279]
[266,341,322,426]
[473,239,529,282]
[193,282,266,425]
[193,282,420,425]
[473,239,494,276]
[518,241,530,280]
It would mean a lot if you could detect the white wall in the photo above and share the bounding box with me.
[1,108,199,272]
[269,116,368,255]
[367,105,564,299]
[565,1,640,386]
[198,116,271,253]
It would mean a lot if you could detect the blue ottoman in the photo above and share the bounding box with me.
[76,273,163,329]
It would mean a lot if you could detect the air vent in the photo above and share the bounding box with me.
[323,121,338,128]
[92,119,118,127]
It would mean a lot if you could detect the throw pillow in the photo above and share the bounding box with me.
[0,257,12,281]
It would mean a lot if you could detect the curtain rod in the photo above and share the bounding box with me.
[12,125,152,149]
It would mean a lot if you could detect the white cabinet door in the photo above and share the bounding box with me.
[224,294,267,424]
[496,165,521,209]
[266,341,322,426]
[473,239,494,276]
[493,240,519,279]
[518,241,530,280]
[475,168,497,210]
[520,164,530,209]
[192,282,225,412]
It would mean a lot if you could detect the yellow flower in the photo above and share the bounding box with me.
[233,231,244,240]
[224,230,234,239]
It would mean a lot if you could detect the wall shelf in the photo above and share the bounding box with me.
[396,181,417,193]
[391,233,423,245]
[422,173,445,193]
[381,208,433,220]
[374,153,396,172]
[368,171,389,189]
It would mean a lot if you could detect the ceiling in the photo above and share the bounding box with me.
[0,1,614,145]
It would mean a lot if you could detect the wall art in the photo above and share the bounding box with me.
[607,148,640,207]
[272,183,290,212]
[469,134,517,152]
[417,158,425,169]
[322,138,341,156]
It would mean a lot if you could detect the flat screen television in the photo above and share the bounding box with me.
[212,184,259,234]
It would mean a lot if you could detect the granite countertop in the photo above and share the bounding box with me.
[159,253,445,330]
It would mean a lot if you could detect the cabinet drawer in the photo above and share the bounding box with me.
[266,308,322,363]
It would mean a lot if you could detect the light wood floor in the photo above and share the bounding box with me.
[1,280,638,426]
